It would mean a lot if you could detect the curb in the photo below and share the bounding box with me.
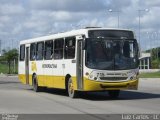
[0,74,18,77]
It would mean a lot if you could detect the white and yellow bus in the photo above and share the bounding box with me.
[18,27,139,98]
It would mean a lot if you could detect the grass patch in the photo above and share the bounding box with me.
[0,63,18,74]
[139,72,160,78]
[0,63,9,74]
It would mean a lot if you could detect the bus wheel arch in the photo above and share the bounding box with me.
[65,74,71,90]
[32,73,41,92]
[65,74,78,98]
[32,73,36,85]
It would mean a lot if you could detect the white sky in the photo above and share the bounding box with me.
[0,0,160,50]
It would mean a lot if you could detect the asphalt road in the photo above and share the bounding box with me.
[0,76,160,115]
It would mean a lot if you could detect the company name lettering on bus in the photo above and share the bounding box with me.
[42,64,57,68]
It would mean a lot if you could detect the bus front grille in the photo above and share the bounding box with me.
[100,77,128,81]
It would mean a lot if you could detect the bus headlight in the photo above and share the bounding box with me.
[89,73,98,80]
[89,73,94,80]
[130,74,138,80]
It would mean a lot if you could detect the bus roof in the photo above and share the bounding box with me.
[20,28,133,45]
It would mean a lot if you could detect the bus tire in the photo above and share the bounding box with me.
[67,78,78,98]
[108,90,120,99]
[32,75,41,92]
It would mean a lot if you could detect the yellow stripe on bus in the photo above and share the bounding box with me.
[19,74,138,91]
[18,74,78,90]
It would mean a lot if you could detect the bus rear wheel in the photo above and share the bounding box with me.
[67,78,78,98]
[32,75,41,92]
[108,90,120,99]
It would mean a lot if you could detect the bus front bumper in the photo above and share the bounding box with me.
[83,78,138,91]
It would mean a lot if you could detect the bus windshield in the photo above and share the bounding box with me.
[85,38,139,70]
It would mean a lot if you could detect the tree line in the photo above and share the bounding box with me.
[146,47,160,69]
[0,49,18,74]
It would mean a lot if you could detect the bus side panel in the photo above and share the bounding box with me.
[52,60,65,89]
[45,75,54,88]
[63,59,77,90]
[29,61,33,85]
[52,76,65,89]
[29,74,32,85]
[29,61,45,87]
[18,74,26,84]
[37,61,45,87]
[18,61,26,84]
[43,60,54,88]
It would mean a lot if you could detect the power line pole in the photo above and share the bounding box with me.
[108,9,120,28]
[138,9,149,51]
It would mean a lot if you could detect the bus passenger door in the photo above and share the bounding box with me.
[25,47,30,84]
[76,40,83,90]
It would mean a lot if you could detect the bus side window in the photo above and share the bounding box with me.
[36,42,44,60]
[20,45,25,61]
[44,40,53,60]
[54,39,64,60]
[30,43,36,61]
[64,37,76,59]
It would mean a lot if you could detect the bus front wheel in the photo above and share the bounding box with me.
[67,78,78,98]
[108,90,120,99]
